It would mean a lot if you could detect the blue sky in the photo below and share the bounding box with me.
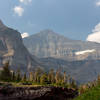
[0,0,100,42]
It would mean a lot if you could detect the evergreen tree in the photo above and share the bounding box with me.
[34,68,43,83]
[16,69,21,82]
[0,62,11,81]
[70,78,77,89]
[55,69,62,84]
[22,72,27,82]
[97,75,100,85]
[29,72,33,82]
[62,71,67,84]
[12,71,16,81]
[40,73,48,84]
[48,69,55,84]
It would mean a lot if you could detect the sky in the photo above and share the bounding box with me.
[1,0,100,42]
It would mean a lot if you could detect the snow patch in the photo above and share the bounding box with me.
[75,49,96,55]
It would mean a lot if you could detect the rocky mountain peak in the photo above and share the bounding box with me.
[40,29,55,33]
[0,20,7,30]
[32,29,71,41]
[0,20,3,25]
[36,29,58,37]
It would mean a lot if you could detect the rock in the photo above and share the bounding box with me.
[0,86,78,100]
[0,20,44,72]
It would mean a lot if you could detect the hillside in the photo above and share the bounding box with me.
[74,86,100,100]
[40,57,100,84]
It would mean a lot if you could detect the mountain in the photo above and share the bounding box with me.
[0,20,43,72]
[23,29,100,84]
[1,21,100,84]
[23,29,100,61]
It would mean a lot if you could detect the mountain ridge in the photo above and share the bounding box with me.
[23,29,100,61]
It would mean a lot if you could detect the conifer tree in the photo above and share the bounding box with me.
[40,73,48,84]
[0,61,11,81]
[48,69,55,84]
[62,71,67,84]
[12,71,16,81]
[29,72,33,82]
[55,69,62,84]
[34,68,43,83]
[70,78,77,89]
[22,72,27,82]
[97,75,100,85]
[16,69,21,82]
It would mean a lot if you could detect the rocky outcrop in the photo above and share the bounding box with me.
[0,20,44,72]
[23,29,100,61]
[0,86,78,100]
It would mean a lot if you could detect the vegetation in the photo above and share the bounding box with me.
[74,75,100,100]
[74,85,100,100]
[0,62,12,81]
[1,62,100,100]
[0,62,77,89]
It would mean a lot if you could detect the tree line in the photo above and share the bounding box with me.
[0,62,77,88]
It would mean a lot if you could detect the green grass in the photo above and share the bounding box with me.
[74,85,100,100]
[0,81,68,88]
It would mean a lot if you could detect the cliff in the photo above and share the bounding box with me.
[0,20,43,72]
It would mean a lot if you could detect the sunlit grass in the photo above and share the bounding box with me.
[74,85,100,100]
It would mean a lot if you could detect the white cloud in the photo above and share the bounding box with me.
[75,49,96,55]
[96,1,100,6]
[19,0,32,4]
[13,0,32,17]
[21,32,29,38]
[87,23,100,43]
[13,6,24,16]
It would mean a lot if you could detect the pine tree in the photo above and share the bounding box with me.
[29,72,33,82]
[55,69,62,84]
[97,75,100,85]
[0,61,11,81]
[34,68,43,83]
[62,71,67,84]
[48,69,55,84]
[40,73,48,84]
[16,69,21,82]
[22,72,27,82]
[70,78,77,89]
[12,71,16,81]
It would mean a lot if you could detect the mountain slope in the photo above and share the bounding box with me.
[23,29,100,61]
[40,57,100,83]
[0,20,43,72]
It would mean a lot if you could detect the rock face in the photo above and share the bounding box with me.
[0,20,43,72]
[23,29,100,61]
[0,86,78,100]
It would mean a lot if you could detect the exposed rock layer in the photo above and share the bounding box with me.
[0,86,78,100]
